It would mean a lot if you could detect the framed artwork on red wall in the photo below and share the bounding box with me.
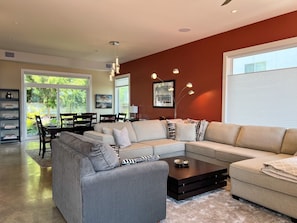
[153,80,175,108]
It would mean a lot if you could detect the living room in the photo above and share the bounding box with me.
[0,1,297,223]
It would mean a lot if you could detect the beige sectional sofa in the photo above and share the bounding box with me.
[186,121,297,222]
[84,119,186,159]
[185,122,287,168]
[84,119,297,222]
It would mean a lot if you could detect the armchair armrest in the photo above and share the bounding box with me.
[81,161,169,223]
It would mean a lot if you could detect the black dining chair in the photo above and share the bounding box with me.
[35,115,52,158]
[99,114,117,123]
[60,113,77,128]
[117,113,127,122]
[73,114,93,134]
[81,112,97,126]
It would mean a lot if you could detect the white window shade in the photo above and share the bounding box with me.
[226,67,297,128]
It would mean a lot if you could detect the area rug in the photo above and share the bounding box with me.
[162,189,291,223]
[26,149,51,168]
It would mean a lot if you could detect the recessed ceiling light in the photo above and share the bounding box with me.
[178,28,191,33]
[231,9,238,13]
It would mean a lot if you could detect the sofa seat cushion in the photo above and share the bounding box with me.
[230,154,297,197]
[185,141,225,159]
[215,146,276,163]
[59,132,120,171]
[235,125,286,153]
[93,122,137,142]
[141,139,185,156]
[132,120,167,142]
[118,143,154,160]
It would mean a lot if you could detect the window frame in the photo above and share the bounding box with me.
[222,36,297,125]
[114,74,130,118]
[21,69,92,140]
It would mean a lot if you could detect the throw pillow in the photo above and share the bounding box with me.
[113,127,131,148]
[102,127,113,135]
[166,119,183,139]
[184,118,200,124]
[121,155,160,165]
[167,120,176,139]
[89,143,120,171]
[184,119,202,140]
[175,123,196,141]
[197,120,209,141]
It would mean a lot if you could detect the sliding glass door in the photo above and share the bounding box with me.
[59,88,87,114]
[26,87,58,136]
[23,71,91,139]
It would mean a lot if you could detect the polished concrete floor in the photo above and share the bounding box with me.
[0,141,66,223]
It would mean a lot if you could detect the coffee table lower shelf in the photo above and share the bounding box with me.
[162,156,227,201]
[167,173,227,200]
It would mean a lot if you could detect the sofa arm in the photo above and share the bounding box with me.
[81,161,169,223]
[83,130,115,145]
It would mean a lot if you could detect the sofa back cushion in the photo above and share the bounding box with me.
[132,120,167,142]
[235,125,286,153]
[175,122,196,141]
[281,128,297,155]
[204,122,241,146]
[59,132,120,171]
[94,121,137,142]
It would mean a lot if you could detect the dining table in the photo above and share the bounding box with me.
[46,125,94,138]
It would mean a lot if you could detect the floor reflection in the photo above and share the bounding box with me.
[0,141,65,223]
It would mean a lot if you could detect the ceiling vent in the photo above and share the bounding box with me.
[106,63,112,69]
[5,51,15,58]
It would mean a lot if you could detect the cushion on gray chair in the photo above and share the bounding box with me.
[88,143,120,171]
[59,131,120,171]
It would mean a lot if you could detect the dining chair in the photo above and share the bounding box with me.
[73,114,93,134]
[99,114,117,123]
[117,113,127,122]
[35,115,52,158]
[81,112,97,126]
[60,113,77,128]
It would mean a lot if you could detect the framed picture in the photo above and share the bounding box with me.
[153,80,175,108]
[95,94,112,109]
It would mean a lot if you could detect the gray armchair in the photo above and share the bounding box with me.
[51,132,169,223]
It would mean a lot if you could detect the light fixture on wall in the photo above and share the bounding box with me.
[151,68,179,81]
[151,68,195,118]
[109,40,120,81]
[172,82,194,119]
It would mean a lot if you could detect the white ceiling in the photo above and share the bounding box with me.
[1,0,297,70]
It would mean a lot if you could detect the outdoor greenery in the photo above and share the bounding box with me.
[25,74,89,136]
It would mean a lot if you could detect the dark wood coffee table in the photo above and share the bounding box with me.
[162,156,227,200]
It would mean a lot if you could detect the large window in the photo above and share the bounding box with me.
[22,70,91,139]
[223,37,297,128]
[115,74,130,117]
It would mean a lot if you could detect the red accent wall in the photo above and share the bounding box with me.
[121,11,297,121]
